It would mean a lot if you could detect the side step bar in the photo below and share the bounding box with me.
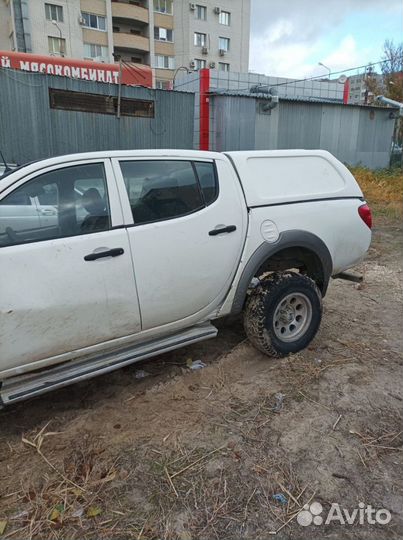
[0,323,217,406]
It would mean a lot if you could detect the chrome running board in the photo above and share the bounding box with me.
[0,323,217,406]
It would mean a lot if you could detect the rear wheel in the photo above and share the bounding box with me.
[244,271,322,357]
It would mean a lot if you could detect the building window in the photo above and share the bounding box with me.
[155,55,175,69]
[195,58,206,70]
[219,37,230,51]
[48,36,66,55]
[45,3,63,22]
[219,62,230,72]
[196,5,206,20]
[81,12,106,31]
[154,27,173,42]
[153,0,173,14]
[194,32,206,47]
[83,43,109,61]
[156,80,172,90]
[219,11,230,25]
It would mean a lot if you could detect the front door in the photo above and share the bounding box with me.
[0,160,141,374]
[113,157,247,330]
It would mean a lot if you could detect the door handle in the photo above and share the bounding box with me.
[84,248,124,261]
[209,225,237,236]
[37,208,56,216]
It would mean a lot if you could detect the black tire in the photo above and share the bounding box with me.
[244,271,323,357]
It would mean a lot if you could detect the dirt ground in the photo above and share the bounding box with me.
[0,219,402,540]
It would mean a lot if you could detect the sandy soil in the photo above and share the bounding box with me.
[0,220,402,540]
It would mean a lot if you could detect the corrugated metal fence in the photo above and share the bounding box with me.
[1,69,397,169]
[211,94,396,169]
[0,69,195,164]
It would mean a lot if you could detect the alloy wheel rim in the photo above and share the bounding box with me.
[273,292,313,342]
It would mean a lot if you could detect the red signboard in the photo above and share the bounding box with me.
[0,50,153,87]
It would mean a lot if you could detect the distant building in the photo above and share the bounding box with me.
[347,72,383,105]
[0,0,251,88]
[173,1,250,79]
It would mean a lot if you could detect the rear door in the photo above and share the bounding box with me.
[112,157,247,330]
[0,159,141,374]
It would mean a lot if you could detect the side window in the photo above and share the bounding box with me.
[0,163,110,247]
[120,160,204,225]
[194,162,218,205]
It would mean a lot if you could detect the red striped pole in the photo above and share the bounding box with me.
[343,78,350,104]
[199,68,210,150]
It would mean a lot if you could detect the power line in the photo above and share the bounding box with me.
[248,57,403,90]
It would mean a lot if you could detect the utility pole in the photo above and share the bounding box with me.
[52,20,64,56]
[318,62,331,79]
[117,57,122,119]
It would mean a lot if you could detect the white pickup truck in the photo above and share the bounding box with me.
[0,149,372,405]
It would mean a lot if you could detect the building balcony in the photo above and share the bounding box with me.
[154,12,173,29]
[113,32,150,52]
[111,2,149,24]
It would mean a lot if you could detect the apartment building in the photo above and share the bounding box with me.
[348,72,383,104]
[174,0,250,78]
[0,0,250,87]
[0,0,114,62]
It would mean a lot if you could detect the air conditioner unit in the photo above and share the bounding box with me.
[209,61,216,68]
[219,48,225,56]
[189,60,196,68]
[202,46,208,55]
[78,16,86,25]
[213,7,221,14]
[189,2,196,9]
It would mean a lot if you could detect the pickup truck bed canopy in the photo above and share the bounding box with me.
[226,150,363,207]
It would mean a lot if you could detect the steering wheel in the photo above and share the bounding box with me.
[5,226,18,243]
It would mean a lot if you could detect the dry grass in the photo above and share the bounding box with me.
[115,440,318,539]
[350,166,403,219]
[1,428,128,540]
[1,349,400,538]
[350,427,403,461]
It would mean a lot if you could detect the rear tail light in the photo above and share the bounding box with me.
[358,203,372,229]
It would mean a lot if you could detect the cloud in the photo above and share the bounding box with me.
[251,0,402,39]
[321,35,361,72]
[250,33,366,78]
[266,19,294,44]
[249,0,402,77]
[250,36,317,78]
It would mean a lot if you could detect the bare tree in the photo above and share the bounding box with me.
[381,40,403,102]
[364,65,383,103]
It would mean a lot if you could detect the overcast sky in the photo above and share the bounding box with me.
[249,0,403,78]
